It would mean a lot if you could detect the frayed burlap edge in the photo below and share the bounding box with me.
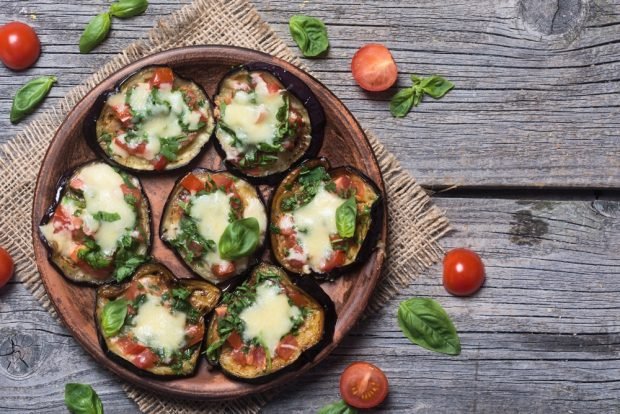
[0,0,449,412]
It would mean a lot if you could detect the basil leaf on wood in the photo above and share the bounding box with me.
[390,74,454,118]
[389,87,416,118]
[289,15,329,58]
[336,196,357,238]
[218,217,260,260]
[420,75,454,99]
[79,12,111,53]
[101,298,128,337]
[397,297,461,355]
[64,383,104,414]
[110,0,149,19]
[10,76,56,124]
[317,399,358,414]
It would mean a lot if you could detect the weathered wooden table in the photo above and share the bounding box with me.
[1,1,619,412]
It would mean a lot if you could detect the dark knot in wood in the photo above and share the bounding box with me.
[0,331,42,379]
[520,0,588,36]
[510,209,549,246]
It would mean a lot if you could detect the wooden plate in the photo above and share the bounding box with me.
[31,46,387,400]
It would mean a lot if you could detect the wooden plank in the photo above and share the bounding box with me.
[2,197,619,412]
[0,1,618,188]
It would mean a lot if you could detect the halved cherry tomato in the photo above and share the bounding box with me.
[185,323,205,347]
[150,67,174,87]
[275,335,298,360]
[116,337,146,355]
[0,247,15,288]
[340,361,389,409]
[0,22,41,71]
[212,262,235,279]
[133,348,158,369]
[443,248,485,296]
[180,173,205,193]
[226,331,243,349]
[321,249,346,272]
[351,44,398,92]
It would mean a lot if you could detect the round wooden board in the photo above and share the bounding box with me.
[31,46,387,400]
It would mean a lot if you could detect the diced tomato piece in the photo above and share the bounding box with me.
[113,137,146,156]
[188,240,204,256]
[285,287,310,307]
[180,173,205,193]
[151,155,168,171]
[288,108,304,130]
[116,337,146,355]
[69,177,84,191]
[210,175,234,192]
[321,250,347,272]
[351,177,366,199]
[287,258,306,269]
[149,67,174,87]
[226,331,243,349]
[275,335,299,360]
[69,245,85,264]
[249,346,266,369]
[212,262,236,279]
[334,175,351,194]
[133,348,158,369]
[214,306,227,318]
[180,86,198,107]
[120,184,142,204]
[231,348,247,365]
[52,206,72,228]
[112,104,133,124]
[185,323,205,347]
[124,280,142,301]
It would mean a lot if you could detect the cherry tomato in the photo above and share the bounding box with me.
[351,44,398,92]
[443,248,485,296]
[339,361,389,409]
[0,247,14,288]
[0,22,41,71]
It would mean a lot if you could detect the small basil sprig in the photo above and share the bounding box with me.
[10,76,56,124]
[64,383,104,414]
[110,0,149,19]
[289,15,329,58]
[318,399,357,414]
[336,197,357,238]
[219,217,260,260]
[390,74,454,118]
[397,297,461,355]
[79,12,112,53]
[100,298,128,337]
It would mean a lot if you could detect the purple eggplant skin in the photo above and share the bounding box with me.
[95,262,221,379]
[212,62,326,186]
[269,158,385,281]
[205,262,336,384]
[38,160,153,286]
[159,168,268,287]
[83,65,215,175]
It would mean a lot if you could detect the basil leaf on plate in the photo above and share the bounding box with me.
[64,383,104,414]
[289,15,329,58]
[10,76,56,124]
[101,298,128,337]
[389,87,416,118]
[79,12,112,53]
[317,399,357,414]
[219,217,260,260]
[336,196,357,238]
[110,0,149,19]
[397,297,461,355]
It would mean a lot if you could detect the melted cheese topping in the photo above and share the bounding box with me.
[243,197,267,233]
[239,282,300,356]
[40,219,76,257]
[190,191,232,264]
[130,294,187,353]
[292,185,346,270]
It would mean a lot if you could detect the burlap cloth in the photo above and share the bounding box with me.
[0,0,450,412]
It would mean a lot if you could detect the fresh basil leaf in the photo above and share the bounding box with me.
[113,255,146,282]
[110,0,148,19]
[64,383,104,414]
[101,298,128,337]
[10,76,57,124]
[172,287,191,300]
[218,217,260,260]
[79,12,111,54]
[336,196,357,238]
[78,244,112,269]
[93,211,121,222]
[421,75,455,99]
[389,87,415,118]
[317,399,357,414]
[289,15,329,58]
[397,297,461,355]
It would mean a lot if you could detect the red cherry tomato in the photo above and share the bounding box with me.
[443,248,485,296]
[339,361,389,409]
[351,44,398,92]
[0,22,41,71]
[0,247,14,288]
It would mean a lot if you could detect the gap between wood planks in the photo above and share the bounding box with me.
[427,185,620,201]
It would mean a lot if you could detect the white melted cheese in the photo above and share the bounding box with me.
[189,191,232,264]
[243,197,267,233]
[128,83,151,112]
[239,282,300,356]
[130,294,187,353]
[107,92,126,108]
[40,222,76,257]
[292,185,346,270]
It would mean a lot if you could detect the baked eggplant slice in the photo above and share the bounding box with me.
[160,169,267,284]
[96,262,220,377]
[270,158,383,277]
[205,263,335,382]
[88,66,214,172]
[39,161,151,285]
[213,63,325,183]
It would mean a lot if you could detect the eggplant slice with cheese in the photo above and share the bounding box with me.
[270,158,383,278]
[39,161,151,285]
[160,169,267,284]
[213,63,325,183]
[205,263,335,382]
[96,262,221,377]
[86,66,214,172]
